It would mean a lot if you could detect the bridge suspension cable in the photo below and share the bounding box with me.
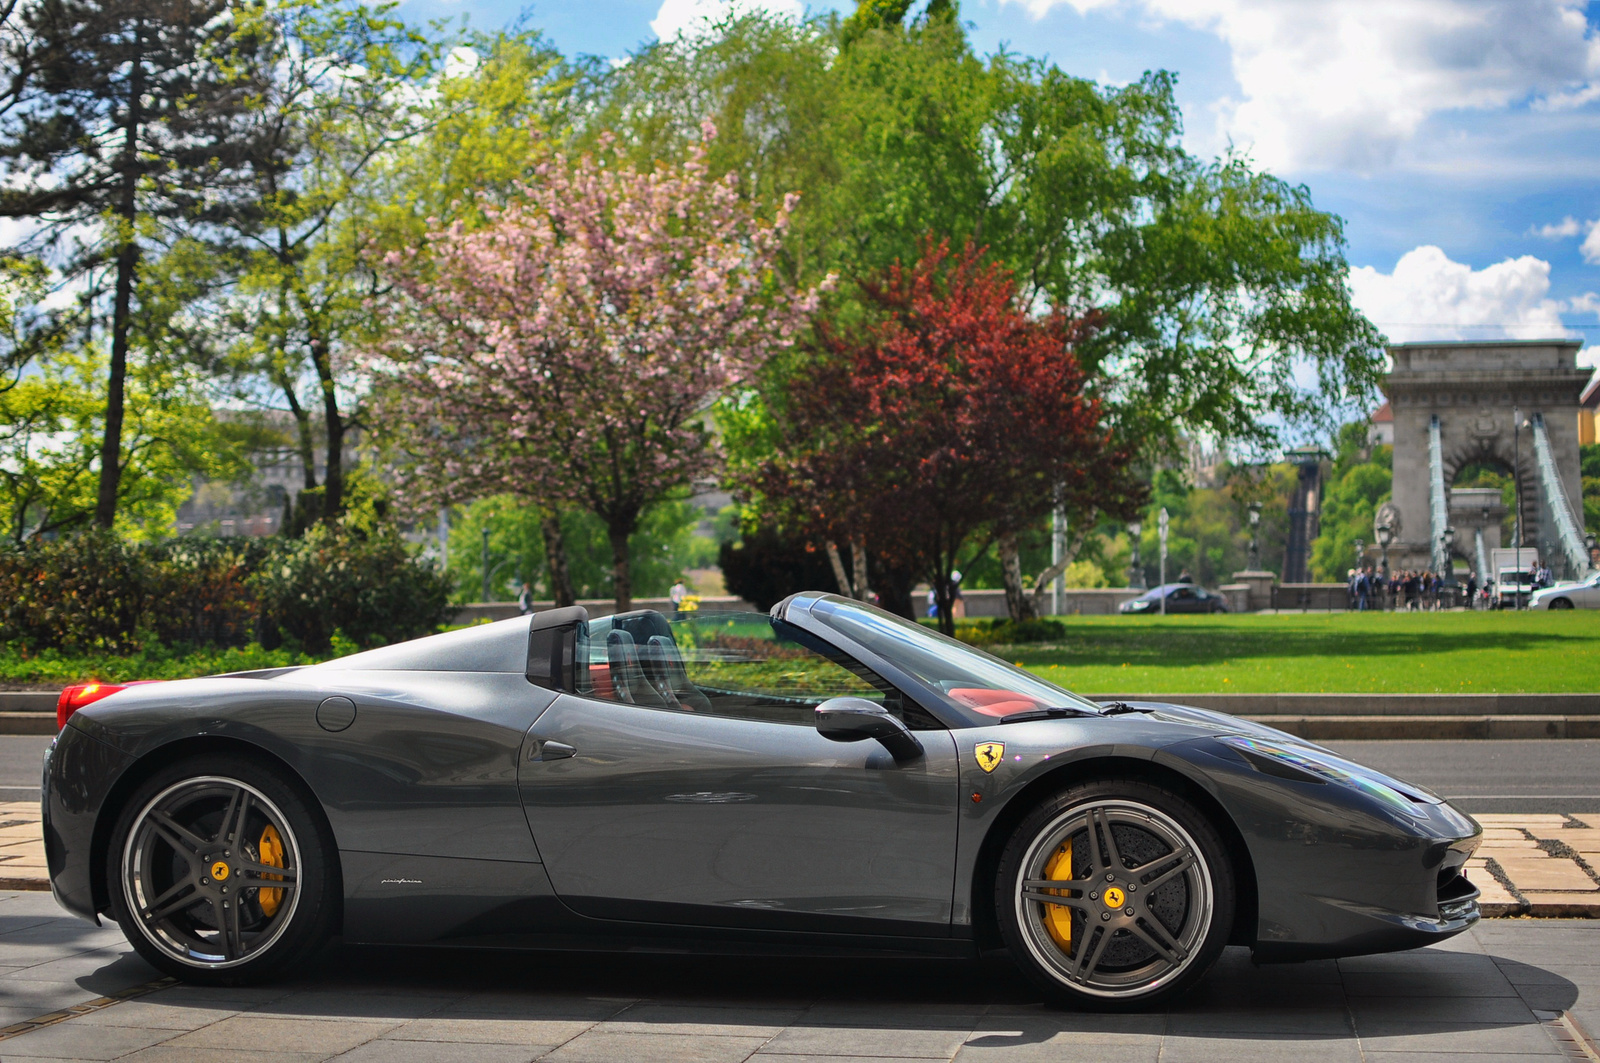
[1530,413,1593,577]
[1428,416,1449,574]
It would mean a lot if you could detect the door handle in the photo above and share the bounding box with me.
[531,739,576,761]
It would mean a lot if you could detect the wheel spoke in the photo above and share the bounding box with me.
[1130,915,1187,965]
[1021,888,1095,911]
[1092,807,1125,872]
[1139,847,1196,892]
[218,787,251,851]
[234,860,296,881]
[147,811,206,857]
[140,879,200,923]
[215,897,243,961]
[1069,923,1114,983]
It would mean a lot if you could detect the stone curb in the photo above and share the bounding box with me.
[1243,714,1600,740]
[1095,693,1600,716]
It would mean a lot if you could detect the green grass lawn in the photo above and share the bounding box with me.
[1005,612,1600,695]
[4,612,1596,695]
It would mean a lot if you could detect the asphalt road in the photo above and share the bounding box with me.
[4,735,1598,813]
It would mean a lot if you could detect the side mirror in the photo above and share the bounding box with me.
[815,697,923,762]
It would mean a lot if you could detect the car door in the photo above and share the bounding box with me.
[1169,586,1198,613]
[518,611,961,936]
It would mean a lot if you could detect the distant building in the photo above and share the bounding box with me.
[1369,401,1394,448]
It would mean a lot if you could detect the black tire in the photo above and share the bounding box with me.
[995,778,1235,1010]
[106,753,338,985]
[1550,598,1573,610]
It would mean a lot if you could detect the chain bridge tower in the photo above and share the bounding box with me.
[1383,340,1592,580]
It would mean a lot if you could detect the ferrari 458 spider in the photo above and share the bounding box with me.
[43,593,1481,1007]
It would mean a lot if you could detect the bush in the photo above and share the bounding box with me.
[0,521,453,656]
[718,525,840,612]
[953,617,1066,646]
[251,522,453,653]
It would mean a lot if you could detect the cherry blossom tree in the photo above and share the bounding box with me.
[367,124,819,610]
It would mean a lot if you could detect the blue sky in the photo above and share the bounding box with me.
[404,0,1600,357]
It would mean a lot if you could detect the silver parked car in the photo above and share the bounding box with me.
[1529,571,1600,610]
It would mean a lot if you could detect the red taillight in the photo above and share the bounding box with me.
[56,681,138,729]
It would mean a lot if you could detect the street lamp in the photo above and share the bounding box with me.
[1247,502,1262,572]
[1586,533,1598,573]
[1127,520,1145,590]
[1442,526,1456,588]
[1354,538,1365,568]
[481,527,491,603]
[1375,519,1392,574]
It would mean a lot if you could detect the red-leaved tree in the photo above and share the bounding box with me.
[740,239,1142,632]
[367,124,821,610]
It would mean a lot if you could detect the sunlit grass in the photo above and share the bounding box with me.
[1006,612,1600,695]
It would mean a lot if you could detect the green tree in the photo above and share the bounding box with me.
[593,8,1384,614]
[445,496,711,605]
[0,349,250,541]
[0,0,267,527]
[1308,423,1393,582]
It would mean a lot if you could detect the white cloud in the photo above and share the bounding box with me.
[1348,245,1585,343]
[1583,221,1600,264]
[651,0,803,43]
[1533,216,1584,239]
[1002,0,1600,172]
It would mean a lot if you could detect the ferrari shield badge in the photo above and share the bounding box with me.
[974,741,1005,773]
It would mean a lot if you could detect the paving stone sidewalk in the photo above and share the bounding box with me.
[0,889,1598,1062]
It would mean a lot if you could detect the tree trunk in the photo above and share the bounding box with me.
[540,509,576,607]
[933,574,956,636]
[95,27,143,528]
[825,540,853,596]
[999,532,1038,622]
[1029,514,1095,616]
[276,375,318,490]
[310,331,344,521]
[851,538,870,600]
[607,520,633,613]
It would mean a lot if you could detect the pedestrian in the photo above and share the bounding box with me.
[670,577,689,619]
[951,570,966,619]
[1177,568,1194,584]
[517,581,535,615]
[1465,570,1477,606]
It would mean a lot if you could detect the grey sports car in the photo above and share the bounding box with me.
[43,592,1482,1008]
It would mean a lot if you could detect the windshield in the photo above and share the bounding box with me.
[805,596,1102,718]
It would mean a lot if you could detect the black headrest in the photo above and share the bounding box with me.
[607,609,674,645]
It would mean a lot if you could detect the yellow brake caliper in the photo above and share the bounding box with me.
[1041,844,1074,951]
[258,825,285,917]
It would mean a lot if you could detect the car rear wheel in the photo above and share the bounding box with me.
[107,754,337,984]
[996,779,1234,1009]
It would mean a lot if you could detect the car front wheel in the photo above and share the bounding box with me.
[995,778,1235,1009]
[107,754,337,984]
[1549,598,1573,610]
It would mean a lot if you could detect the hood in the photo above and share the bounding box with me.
[1111,699,1339,749]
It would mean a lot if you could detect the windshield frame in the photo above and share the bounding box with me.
[777,592,1104,728]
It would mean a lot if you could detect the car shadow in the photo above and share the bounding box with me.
[64,940,1580,1044]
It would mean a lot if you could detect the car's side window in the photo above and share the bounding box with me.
[572,610,931,728]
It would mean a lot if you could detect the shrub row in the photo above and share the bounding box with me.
[0,524,453,655]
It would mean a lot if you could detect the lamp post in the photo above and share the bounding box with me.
[1158,507,1169,615]
[481,527,491,603]
[1127,520,1145,589]
[1247,502,1262,571]
[1375,520,1392,609]
[1354,538,1365,567]
[1442,526,1456,606]
[1586,533,1598,573]
[1514,407,1525,609]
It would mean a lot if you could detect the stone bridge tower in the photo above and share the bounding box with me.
[1384,340,1589,578]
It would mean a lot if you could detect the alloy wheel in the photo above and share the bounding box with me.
[1013,799,1214,999]
[121,776,301,969]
